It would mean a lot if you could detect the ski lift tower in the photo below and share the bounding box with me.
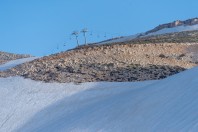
[71,31,80,47]
[81,28,88,45]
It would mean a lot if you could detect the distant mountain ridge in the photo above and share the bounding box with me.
[145,18,198,35]
[98,18,198,44]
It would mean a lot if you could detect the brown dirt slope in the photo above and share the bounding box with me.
[0,42,197,83]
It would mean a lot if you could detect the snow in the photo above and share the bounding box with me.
[0,77,154,132]
[99,24,198,44]
[0,57,37,71]
[98,34,139,44]
[146,24,198,36]
[1,58,198,131]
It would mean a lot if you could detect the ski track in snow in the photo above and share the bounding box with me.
[0,57,37,71]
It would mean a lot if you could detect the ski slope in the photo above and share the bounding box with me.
[146,24,198,36]
[0,77,154,132]
[98,34,139,44]
[0,57,37,71]
[0,63,198,131]
[100,24,198,44]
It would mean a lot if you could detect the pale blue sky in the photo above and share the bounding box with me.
[0,0,197,56]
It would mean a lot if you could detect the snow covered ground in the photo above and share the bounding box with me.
[0,57,37,71]
[99,24,198,44]
[0,77,155,132]
[0,57,198,132]
[98,34,139,45]
[145,24,198,36]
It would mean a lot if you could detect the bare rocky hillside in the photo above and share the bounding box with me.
[1,42,197,83]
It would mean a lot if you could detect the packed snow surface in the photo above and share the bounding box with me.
[0,77,154,132]
[0,57,37,71]
[0,58,198,131]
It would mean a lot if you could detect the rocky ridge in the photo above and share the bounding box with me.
[0,42,197,83]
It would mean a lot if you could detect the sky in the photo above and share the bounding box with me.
[0,0,197,56]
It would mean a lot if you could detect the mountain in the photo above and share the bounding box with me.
[1,18,198,132]
[99,18,198,44]
[0,42,197,83]
[145,18,198,35]
[0,18,198,83]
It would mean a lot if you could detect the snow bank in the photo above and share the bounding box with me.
[0,77,154,132]
[0,57,37,71]
[20,67,198,131]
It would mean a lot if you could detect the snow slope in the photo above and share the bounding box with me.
[0,57,37,71]
[99,24,198,44]
[0,77,154,132]
[0,65,198,131]
[146,24,198,36]
[98,34,139,44]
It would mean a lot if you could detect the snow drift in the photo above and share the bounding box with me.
[0,65,198,131]
[0,76,154,132]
